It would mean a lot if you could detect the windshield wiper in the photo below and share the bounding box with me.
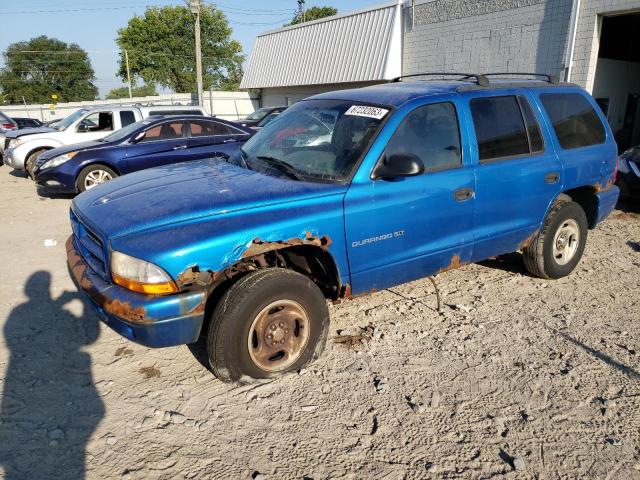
[253,155,305,181]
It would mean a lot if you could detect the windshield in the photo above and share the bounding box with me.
[244,108,271,121]
[55,110,88,131]
[100,119,148,143]
[240,99,389,183]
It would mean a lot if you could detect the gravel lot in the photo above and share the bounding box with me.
[0,164,639,479]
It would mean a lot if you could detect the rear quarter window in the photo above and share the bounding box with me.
[540,93,606,149]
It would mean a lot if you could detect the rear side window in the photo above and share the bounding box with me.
[189,120,215,137]
[214,122,246,135]
[540,93,606,149]
[120,111,136,127]
[470,96,530,162]
[518,96,544,153]
[386,102,461,172]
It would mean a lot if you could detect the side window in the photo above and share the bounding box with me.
[518,96,544,153]
[214,122,245,135]
[78,112,114,132]
[386,102,462,172]
[120,111,136,127]
[139,121,184,142]
[189,120,215,137]
[470,96,529,162]
[540,93,606,149]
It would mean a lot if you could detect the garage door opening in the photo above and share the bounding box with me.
[592,12,640,152]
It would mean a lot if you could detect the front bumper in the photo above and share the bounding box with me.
[593,185,620,227]
[66,236,206,347]
[35,166,78,193]
[3,148,24,169]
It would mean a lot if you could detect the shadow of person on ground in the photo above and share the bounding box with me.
[0,271,104,479]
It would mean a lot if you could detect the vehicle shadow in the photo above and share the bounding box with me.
[551,328,640,381]
[0,271,104,479]
[477,252,530,275]
[36,187,76,200]
[8,169,28,179]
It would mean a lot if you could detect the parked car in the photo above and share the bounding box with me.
[0,111,17,133]
[3,105,206,174]
[617,145,640,198]
[239,106,287,128]
[34,115,253,193]
[43,119,62,128]
[12,117,43,129]
[250,110,284,131]
[67,74,619,383]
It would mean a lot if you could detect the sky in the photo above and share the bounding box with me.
[0,0,383,98]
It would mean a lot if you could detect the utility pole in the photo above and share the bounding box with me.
[297,0,305,23]
[190,0,204,107]
[124,49,133,99]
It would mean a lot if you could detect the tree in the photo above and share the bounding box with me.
[116,5,244,93]
[106,84,158,100]
[0,36,98,104]
[287,6,337,26]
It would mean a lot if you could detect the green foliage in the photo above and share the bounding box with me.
[105,84,158,100]
[0,36,98,104]
[116,5,244,93]
[286,6,337,26]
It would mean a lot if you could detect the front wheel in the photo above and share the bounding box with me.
[25,149,48,179]
[76,164,117,192]
[523,199,588,279]
[207,268,330,383]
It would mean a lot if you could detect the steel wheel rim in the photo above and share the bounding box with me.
[552,219,580,265]
[247,299,310,372]
[84,169,112,189]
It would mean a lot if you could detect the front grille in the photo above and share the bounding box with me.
[70,209,108,279]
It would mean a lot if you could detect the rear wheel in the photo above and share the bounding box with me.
[206,268,330,383]
[76,164,117,192]
[523,198,588,279]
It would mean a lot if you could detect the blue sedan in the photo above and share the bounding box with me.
[33,115,253,193]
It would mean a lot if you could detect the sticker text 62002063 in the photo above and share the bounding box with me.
[344,105,389,120]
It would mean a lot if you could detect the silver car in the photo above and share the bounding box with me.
[0,111,18,163]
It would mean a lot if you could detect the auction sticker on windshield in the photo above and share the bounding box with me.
[345,105,389,120]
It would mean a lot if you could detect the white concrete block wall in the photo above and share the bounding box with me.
[1,91,260,122]
[403,0,574,81]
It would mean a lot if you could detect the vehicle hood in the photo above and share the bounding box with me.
[5,126,57,139]
[72,158,347,239]
[38,140,115,161]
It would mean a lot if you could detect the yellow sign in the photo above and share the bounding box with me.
[51,94,58,100]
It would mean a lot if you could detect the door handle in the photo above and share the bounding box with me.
[454,187,474,202]
[222,138,236,143]
[545,172,560,184]
[173,145,188,150]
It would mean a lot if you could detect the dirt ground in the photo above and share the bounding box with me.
[0,164,639,480]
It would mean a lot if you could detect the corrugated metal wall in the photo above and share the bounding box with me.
[241,3,398,89]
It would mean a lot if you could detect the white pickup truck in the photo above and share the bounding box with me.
[2,105,206,173]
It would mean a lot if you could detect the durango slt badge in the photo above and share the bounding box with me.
[352,230,405,247]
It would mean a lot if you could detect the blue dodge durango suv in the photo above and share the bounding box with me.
[66,74,620,383]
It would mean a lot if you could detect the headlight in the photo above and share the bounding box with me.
[42,151,77,169]
[8,138,25,149]
[111,251,177,294]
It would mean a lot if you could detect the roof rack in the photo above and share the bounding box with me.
[483,72,559,84]
[392,72,490,87]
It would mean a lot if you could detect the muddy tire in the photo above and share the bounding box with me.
[25,149,47,179]
[523,198,588,279]
[76,164,117,192]
[207,268,330,383]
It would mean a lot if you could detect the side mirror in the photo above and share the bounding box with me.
[372,153,424,180]
[132,131,146,143]
[77,123,90,133]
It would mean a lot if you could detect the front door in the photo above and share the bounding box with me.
[123,120,187,173]
[344,101,476,294]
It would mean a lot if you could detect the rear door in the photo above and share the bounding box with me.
[464,91,563,261]
[186,119,250,160]
[122,120,187,173]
